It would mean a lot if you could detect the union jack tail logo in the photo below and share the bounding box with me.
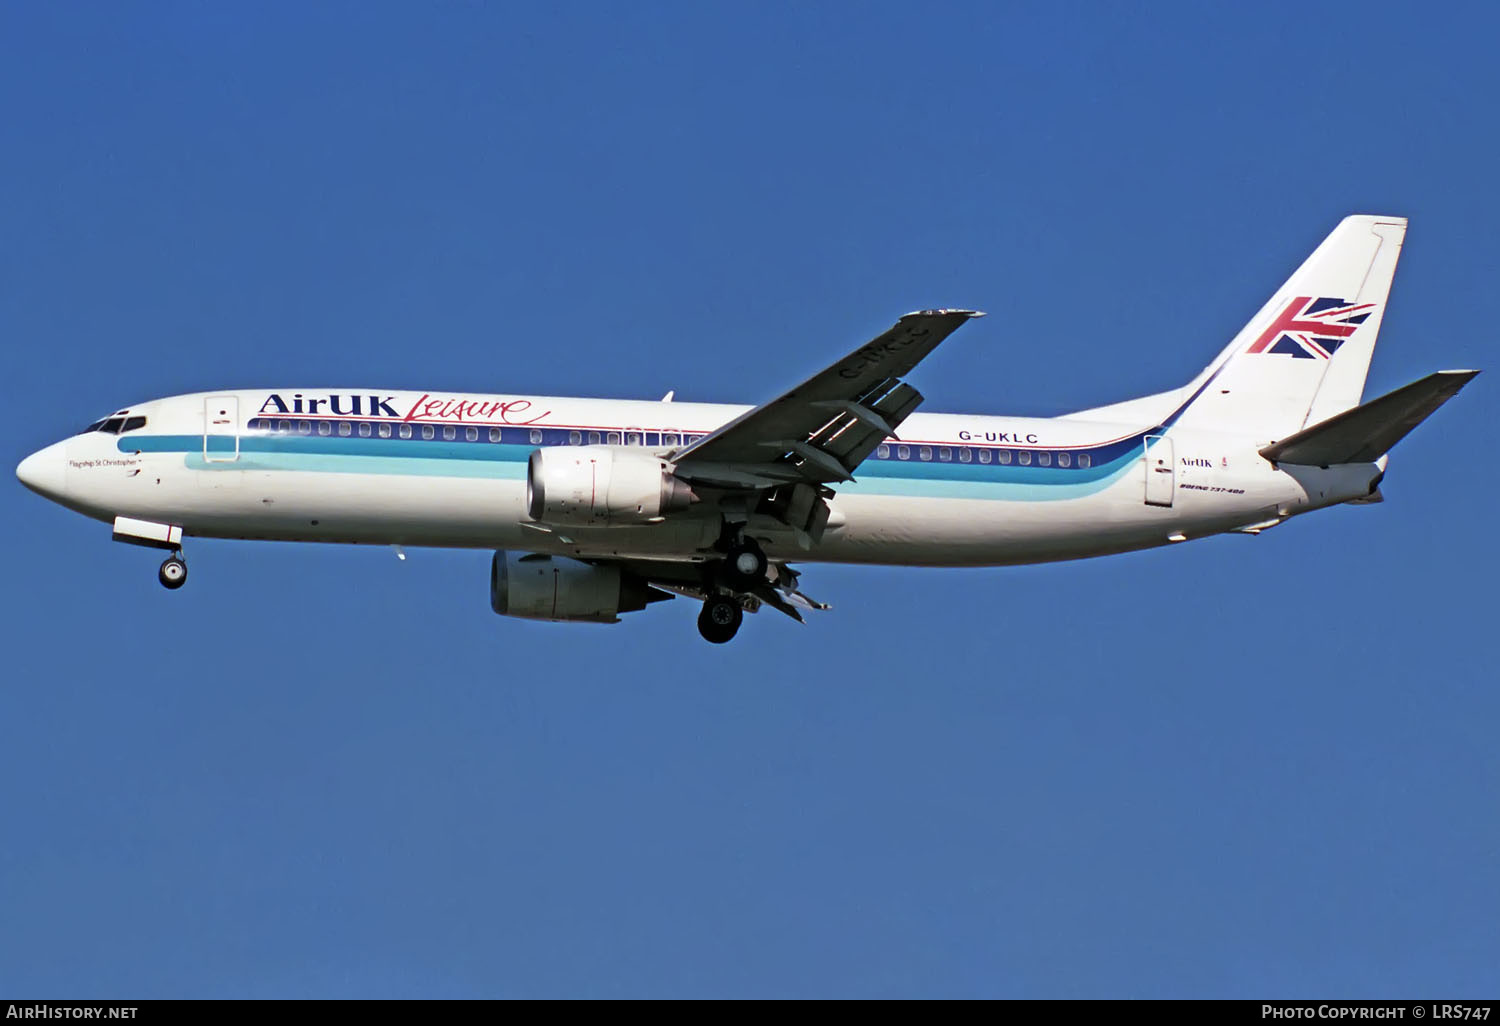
[1247,296,1375,360]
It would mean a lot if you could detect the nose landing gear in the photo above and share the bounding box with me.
[158,553,187,590]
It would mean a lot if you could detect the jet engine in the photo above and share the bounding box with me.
[527,446,696,526]
[490,551,667,623]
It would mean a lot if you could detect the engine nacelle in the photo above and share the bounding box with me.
[527,446,696,526]
[491,551,658,623]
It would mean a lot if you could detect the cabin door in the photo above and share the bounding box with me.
[204,396,240,462]
[1144,435,1174,507]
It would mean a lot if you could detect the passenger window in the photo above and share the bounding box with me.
[897,445,910,460]
[299,421,312,435]
[1038,451,1051,467]
[978,449,992,464]
[607,431,622,445]
[877,444,890,459]
[1079,453,1092,469]
[589,431,601,444]
[998,450,1012,465]
[339,422,352,437]
[568,430,582,445]
[318,422,331,436]
[662,433,680,446]
[1057,451,1070,468]
[490,428,502,442]
[464,426,476,441]
[399,424,412,439]
[378,423,391,438]
[529,429,543,444]
[279,420,291,433]
[938,447,951,462]
[1018,451,1032,466]
[627,432,642,446]
[443,426,456,441]
[421,425,434,440]
[959,447,971,463]
[359,423,371,438]
[919,446,932,461]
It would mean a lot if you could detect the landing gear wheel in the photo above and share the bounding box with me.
[158,555,187,590]
[723,540,768,588]
[697,595,743,644]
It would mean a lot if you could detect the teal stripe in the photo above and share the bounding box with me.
[185,452,528,479]
[844,461,1136,501]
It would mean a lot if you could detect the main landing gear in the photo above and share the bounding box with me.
[697,594,744,644]
[723,539,768,588]
[158,552,187,590]
[696,534,767,643]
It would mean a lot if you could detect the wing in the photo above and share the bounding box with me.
[671,309,984,488]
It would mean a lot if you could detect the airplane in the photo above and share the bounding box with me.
[15,215,1478,643]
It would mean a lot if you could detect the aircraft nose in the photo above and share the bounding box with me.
[17,440,69,499]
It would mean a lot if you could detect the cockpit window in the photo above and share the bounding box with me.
[84,414,147,434]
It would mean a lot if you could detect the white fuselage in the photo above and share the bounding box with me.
[23,388,1383,568]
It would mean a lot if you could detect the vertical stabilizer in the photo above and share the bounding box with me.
[1171,215,1407,440]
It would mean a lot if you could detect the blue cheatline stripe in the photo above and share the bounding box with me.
[228,417,1165,473]
[869,451,1125,484]
[155,433,531,462]
[129,421,1164,501]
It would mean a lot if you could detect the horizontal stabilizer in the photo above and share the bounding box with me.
[1260,370,1479,466]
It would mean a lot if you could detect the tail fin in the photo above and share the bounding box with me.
[1171,215,1407,439]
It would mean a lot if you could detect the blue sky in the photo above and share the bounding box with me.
[3,2,1496,998]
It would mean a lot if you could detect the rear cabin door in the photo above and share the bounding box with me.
[204,396,240,462]
[1144,434,1174,507]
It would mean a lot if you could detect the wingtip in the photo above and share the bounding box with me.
[903,308,986,319]
[1344,213,1409,227]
